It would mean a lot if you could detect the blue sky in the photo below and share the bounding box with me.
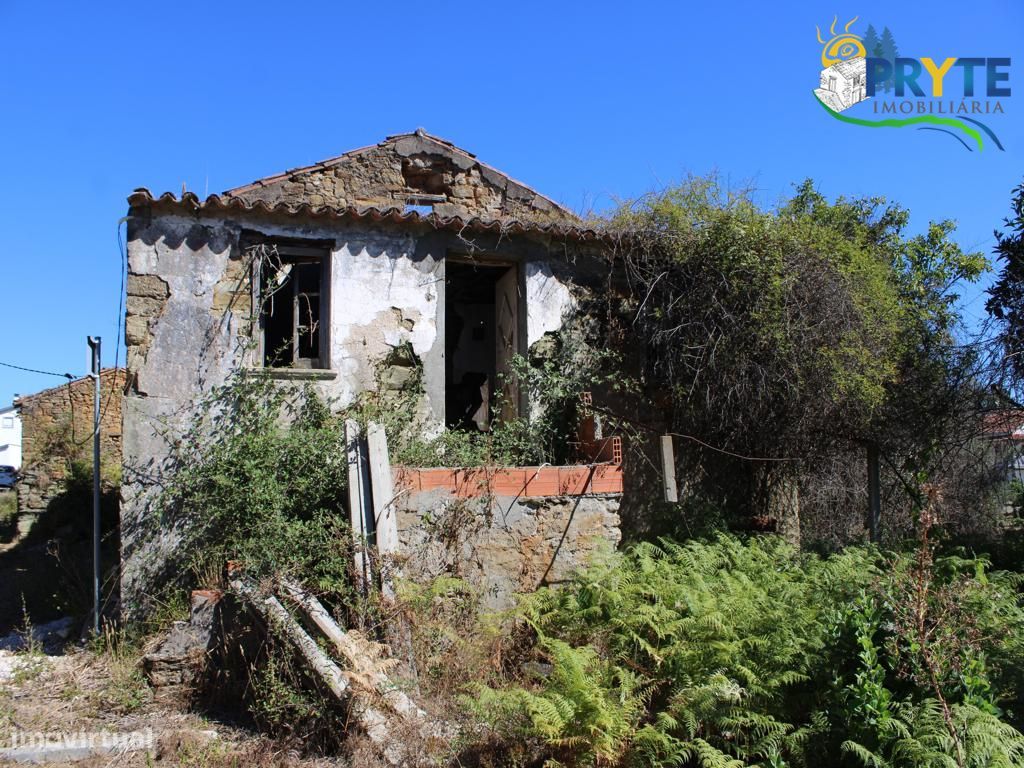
[0,0,1021,405]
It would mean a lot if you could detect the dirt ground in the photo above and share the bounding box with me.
[0,647,347,767]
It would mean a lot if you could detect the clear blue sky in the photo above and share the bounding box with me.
[1,0,1021,405]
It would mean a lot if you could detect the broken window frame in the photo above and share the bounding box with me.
[245,234,333,370]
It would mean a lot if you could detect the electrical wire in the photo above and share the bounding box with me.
[71,218,129,446]
[0,360,76,380]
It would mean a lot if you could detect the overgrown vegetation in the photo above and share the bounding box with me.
[121,177,1024,766]
[155,374,353,610]
[350,342,630,469]
[602,176,996,547]
[0,491,15,540]
[463,529,1024,767]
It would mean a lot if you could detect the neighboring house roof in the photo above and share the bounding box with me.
[981,410,1024,440]
[14,368,126,409]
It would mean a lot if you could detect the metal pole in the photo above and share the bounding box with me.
[87,337,101,635]
[867,442,881,544]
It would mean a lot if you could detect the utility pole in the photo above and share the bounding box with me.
[87,336,101,635]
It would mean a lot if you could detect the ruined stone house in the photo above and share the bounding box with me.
[16,368,126,517]
[122,130,623,613]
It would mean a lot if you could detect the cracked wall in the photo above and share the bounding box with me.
[121,205,602,615]
[397,490,621,611]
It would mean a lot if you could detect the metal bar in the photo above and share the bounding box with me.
[87,336,101,634]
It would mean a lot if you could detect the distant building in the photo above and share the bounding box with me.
[815,57,867,112]
[15,368,126,514]
[982,410,1024,485]
[0,405,21,468]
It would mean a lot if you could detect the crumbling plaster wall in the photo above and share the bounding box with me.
[121,209,586,613]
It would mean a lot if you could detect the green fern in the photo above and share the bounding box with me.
[468,535,1024,767]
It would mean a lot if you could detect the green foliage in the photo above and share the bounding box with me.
[351,342,628,468]
[467,535,1024,767]
[156,372,354,605]
[607,176,990,541]
[0,491,15,533]
[988,180,1024,384]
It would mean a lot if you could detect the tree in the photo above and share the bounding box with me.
[601,177,987,545]
[863,23,882,59]
[878,27,899,92]
[986,181,1024,382]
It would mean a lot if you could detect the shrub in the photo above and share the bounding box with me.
[466,534,1024,767]
[157,372,355,611]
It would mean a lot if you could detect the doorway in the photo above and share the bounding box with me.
[445,259,520,431]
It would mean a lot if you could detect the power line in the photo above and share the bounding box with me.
[71,219,129,446]
[0,360,76,380]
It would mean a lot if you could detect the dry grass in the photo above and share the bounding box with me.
[0,645,349,767]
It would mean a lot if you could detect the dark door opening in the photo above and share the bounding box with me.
[445,260,519,431]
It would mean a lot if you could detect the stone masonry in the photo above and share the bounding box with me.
[226,130,578,225]
[397,490,621,611]
[16,368,126,515]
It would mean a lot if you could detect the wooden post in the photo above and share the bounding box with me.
[231,575,406,764]
[660,435,678,503]
[230,575,350,701]
[366,422,418,678]
[867,442,881,544]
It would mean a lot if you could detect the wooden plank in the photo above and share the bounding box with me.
[660,435,678,503]
[281,580,427,721]
[231,575,404,764]
[345,420,371,597]
[230,575,349,701]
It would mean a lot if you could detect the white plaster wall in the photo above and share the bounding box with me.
[0,408,21,468]
[329,232,441,414]
[525,261,575,347]
[130,216,241,402]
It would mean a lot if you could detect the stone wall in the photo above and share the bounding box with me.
[396,489,621,611]
[227,130,577,225]
[16,368,126,515]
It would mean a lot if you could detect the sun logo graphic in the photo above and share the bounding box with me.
[810,15,1009,151]
[814,16,868,112]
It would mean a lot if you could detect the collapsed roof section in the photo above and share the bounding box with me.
[221,129,578,225]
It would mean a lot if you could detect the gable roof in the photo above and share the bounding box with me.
[220,129,578,225]
[14,368,126,409]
